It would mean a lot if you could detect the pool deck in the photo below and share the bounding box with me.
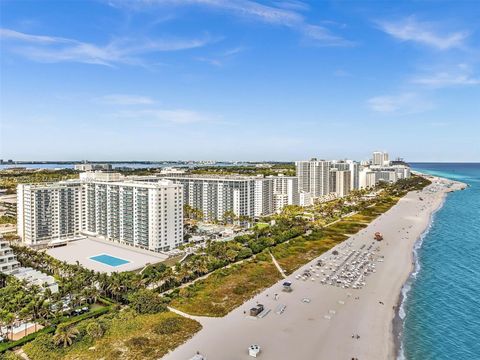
[46,237,168,273]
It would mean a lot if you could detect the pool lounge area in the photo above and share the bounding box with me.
[46,237,168,273]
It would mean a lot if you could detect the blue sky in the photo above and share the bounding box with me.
[1,0,479,162]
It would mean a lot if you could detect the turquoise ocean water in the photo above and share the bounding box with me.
[400,163,480,359]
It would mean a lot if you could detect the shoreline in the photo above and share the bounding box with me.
[163,175,467,360]
[392,196,442,360]
[392,175,466,360]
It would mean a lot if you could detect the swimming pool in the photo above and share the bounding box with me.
[90,254,130,267]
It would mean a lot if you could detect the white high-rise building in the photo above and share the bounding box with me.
[329,169,352,198]
[359,169,377,189]
[254,177,275,217]
[372,151,390,166]
[296,159,331,197]
[17,177,183,252]
[81,179,183,252]
[375,171,397,183]
[346,160,360,190]
[271,175,300,212]
[162,175,262,221]
[383,152,390,166]
[17,182,84,246]
[331,160,359,191]
[392,165,411,180]
[161,174,297,220]
[372,152,383,166]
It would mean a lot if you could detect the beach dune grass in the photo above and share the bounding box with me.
[326,221,368,235]
[271,232,347,275]
[170,258,282,317]
[22,311,201,360]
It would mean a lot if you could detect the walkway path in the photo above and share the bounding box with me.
[269,251,287,279]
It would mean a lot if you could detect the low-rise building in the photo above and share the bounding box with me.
[0,237,58,293]
[0,239,20,274]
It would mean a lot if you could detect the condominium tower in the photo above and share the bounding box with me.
[160,175,275,221]
[372,151,390,166]
[272,175,300,211]
[81,178,183,252]
[329,169,352,198]
[295,159,331,197]
[331,160,360,191]
[17,182,84,245]
[17,176,183,252]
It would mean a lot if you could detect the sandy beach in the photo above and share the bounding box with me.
[163,175,466,360]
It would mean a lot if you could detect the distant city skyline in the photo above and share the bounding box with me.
[1,0,479,161]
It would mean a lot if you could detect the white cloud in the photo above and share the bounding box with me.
[272,1,309,12]
[112,0,351,46]
[367,93,432,114]
[411,64,480,87]
[0,28,215,66]
[196,46,246,66]
[114,108,220,124]
[99,94,156,105]
[377,16,468,50]
[0,28,72,44]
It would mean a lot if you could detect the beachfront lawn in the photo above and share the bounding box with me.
[169,257,282,317]
[21,310,201,360]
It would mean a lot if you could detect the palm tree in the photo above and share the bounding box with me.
[222,210,237,225]
[107,274,126,302]
[53,324,79,348]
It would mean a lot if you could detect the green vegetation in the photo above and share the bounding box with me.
[188,163,295,177]
[254,222,269,230]
[21,310,201,360]
[0,351,23,359]
[0,234,19,243]
[170,256,281,316]
[0,169,79,193]
[272,231,347,275]
[0,216,16,225]
[128,289,167,314]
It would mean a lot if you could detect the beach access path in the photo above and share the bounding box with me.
[163,176,466,360]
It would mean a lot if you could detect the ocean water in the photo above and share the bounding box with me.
[400,163,480,360]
